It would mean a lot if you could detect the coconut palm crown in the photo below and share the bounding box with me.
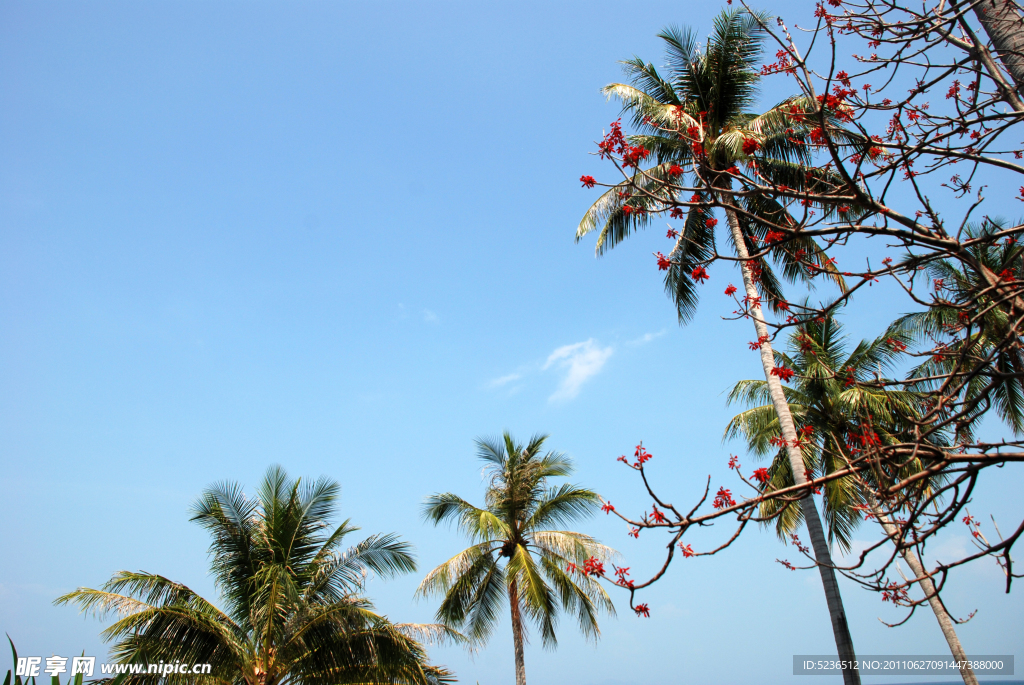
[417,433,615,685]
[577,9,857,322]
[56,465,454,685]
[894,220,1024,441]
[724,312,944,550]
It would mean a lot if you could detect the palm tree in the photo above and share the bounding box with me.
[724,313,978,685]
[895,220,1024,443]
[56,465,454,685]
[576,10,862,682]
[417,433,615,685]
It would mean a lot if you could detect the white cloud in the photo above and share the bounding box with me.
[628,330,666,346]
[489,372,522,388]
[543,339,613,402]
[422,309,439,324]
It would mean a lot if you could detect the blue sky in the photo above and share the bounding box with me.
[2,1,1021,683]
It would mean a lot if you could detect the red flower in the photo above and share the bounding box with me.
[742,138,760,155]
[748,334,769,350]
[712,487,736,509]
[770,366,796,382]
[853,428,881,448]
[689,194,702,203]
[656,252,671,271]
[668,164,684,177]
[670,207,685,219]
[634,443,652,466]
[667,228,679,239]
[580,175,597,188]
[764,230,785,244]
[728,455,740,469]
[881,581,909,604]
[634,603,651,618]
[622,145,651,168]
[752,467,770,484]
[679,543,695,558]
[597,119,626,158]
[725,284,738,296]
[691,266,710,283]
[582,556,605,576]
[601,501,615,514]
[651,506,667,523]
[706,218,718,228]
[886,337,907,352]
[628,527,640,539]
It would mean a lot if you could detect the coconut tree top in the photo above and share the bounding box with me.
[57,465,455,685]
[417,433,615,685]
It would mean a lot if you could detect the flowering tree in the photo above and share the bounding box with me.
[577,1,1024,682]
[726,0,1024,595]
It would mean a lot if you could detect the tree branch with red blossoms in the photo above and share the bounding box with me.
[578,0,1024,607]
[590,437,1023,620]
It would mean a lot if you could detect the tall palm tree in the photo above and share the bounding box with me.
[724,314,978,685]
[417,433,615,685]
[56,465,454,685]
[576,11,863,682]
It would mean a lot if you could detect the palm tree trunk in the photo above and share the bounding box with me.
[509,579,527,685]
[866,496,978,685]
[723,205,861,685]
[972,0,1024,95]
[944,0,1024,110]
